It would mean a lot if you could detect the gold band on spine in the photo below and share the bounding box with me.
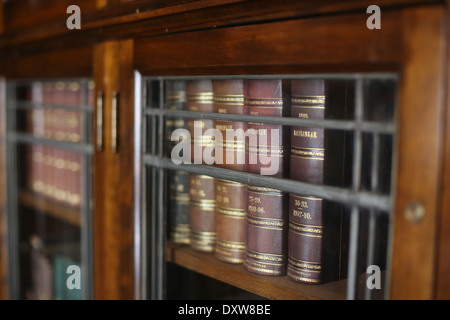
[171,224,191,245]
[289,221,322,234]
[247,185,282,193]
[190,231,216,251]
[246,249,284,263]
[288,256,322,271]
[247,217,284,230]
[245,97,283,106]
[216,207,246,218]
[245,265,284,275]
[216,239,245,250]
[190,200,216,210]
[214,94,244,105]
[215,240,245,263]
[290,146,325,160]
[291,95,325,104]
[187,92,213,103]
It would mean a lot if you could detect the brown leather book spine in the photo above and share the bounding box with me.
[64,82,82,208]
[244,79,288,276]
[165,80,191,245]
[287,79,349,284]
[213,79,247,263]
[39,82,55,202]
[27,82,43,194]
[49,82,65,205]
[288,79,326,284]
[186,80,216,252]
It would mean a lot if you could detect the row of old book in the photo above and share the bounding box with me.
[165,79,353,284]
[25,81,94,207]
[164,78,357,284]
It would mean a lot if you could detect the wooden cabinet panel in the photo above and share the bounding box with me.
[389,6,446,300]
[135,9,404,75]
[0,0,448,300]
[93,39,135,299]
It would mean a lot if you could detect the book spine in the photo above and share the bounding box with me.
[29,81,84,208]
[43,82,63,205]
[186,80,216,252]
[29,235,53,300]
[287,79,326,284]
[213,79,246,263]
[27,82,43,195]
[165,80,191,245]
[29,83,45,197]
[244,79,288,276]
[61,81,82,208]
[37,82,54,202]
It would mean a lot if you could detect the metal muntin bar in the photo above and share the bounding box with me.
[5,83,21,299]
[383,81,400,301]
[346,77,364,300]
[143,154,391,212]
[81,152,94,300]
[12,101,93,112]
[157,80,164,157]
[143,73,398,81]
[8,132,94,154]
[370,134,381,192]
[156,79,166,299]
[365,133,381,300]
[133,71,144,300]
[144,109,395,134]
[352,78,364,189]
[80,79,94,300]
[156,168,166,300]
[346,206,361,300]
[80,80,90,144]
[150,116,157,155]
[6,77,93,86]
[150,167,157,299]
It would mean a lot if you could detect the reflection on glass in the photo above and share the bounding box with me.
[9,79,93,300]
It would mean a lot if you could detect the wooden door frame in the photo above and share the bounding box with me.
[93,39,135,300]
[133,4,449,299]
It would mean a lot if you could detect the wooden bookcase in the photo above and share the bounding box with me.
[0,0,449,300]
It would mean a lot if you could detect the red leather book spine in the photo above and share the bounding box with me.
[288,79,326,284]
[48,81,66,205]
[27,82,43,194]
[213,79,247,264]
[288,79,350,284]
[72,81,83,208]
[39,82,54,201]
[186,80,216,252]
[51,82,63,205]
[165,80,191,245]
[64,82,82,208]
[244,79,288,276]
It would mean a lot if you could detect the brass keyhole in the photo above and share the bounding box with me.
[404,202,425,224]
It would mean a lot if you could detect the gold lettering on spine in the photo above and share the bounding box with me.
[293,130,318,138]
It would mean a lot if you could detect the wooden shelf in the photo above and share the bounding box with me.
[166,242,347,300]
[18,190,81,227]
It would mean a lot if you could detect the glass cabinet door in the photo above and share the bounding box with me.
[139,74,397,300]
[6,79,94,300]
